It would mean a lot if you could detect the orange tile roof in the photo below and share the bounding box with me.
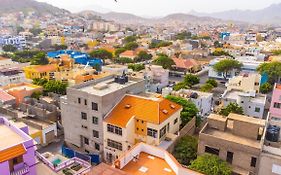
[172,58,200,69]
[119,50,137,58]
[33,64,58,73]
[104,95,182,128]
[0,144,26,163]
[276,84,281,90]
[0,90,15,102]
[87,163,128,175]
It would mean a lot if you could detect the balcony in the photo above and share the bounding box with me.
[10,163,29,175]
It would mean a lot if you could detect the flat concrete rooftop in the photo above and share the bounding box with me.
[0,123,25,150]
[79,79,140,96]
[224,90,266,104]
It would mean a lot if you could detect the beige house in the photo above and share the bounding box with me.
[103,94,182,163]
[198,113,266,175]
[226,73,261,93]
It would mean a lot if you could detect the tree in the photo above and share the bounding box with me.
[149,40,172,49]
[213,59,243,80]
[124,42,138,50]
[29,27,42,36]
[273,50,281,55]
[114,57,134,64]
[173,82,188,91]
[115,47,126,57]
[43,80,68,95]
[257,62,281,84]
[89,49,113,60]
[175,31,192,40]
[128,63,145,72]
[189,154,232,175]
[33,78,48,86]
[219,102,244,116]
[184,74,200,88]
[206,79,218,87]
[124,35,137,43]
[166,95,198,127]
[16,25,24,34]
[260,82,273,94]
[30,52,49,65]
[2,45,17,52]
[214,41,223,48]
[173,136,198,166]
[31,91,42,100]
[153,54,175,69]
[200,83,214,92]
[134,51,152,62]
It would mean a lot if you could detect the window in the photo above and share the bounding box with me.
[78,98,81,104]
[92,116,98,124]
[255,82,259,86]
[274,102,281,109]
[93,130,99,138]
[205,146,219,155]
[92,102,98,111]
[160,126,167,138]
[255,107,260,113]
[174,118,178,124]
[107,124,122,136]
[251,157,257,167]
[95,143,100,151]
[82,125,88,129]
[241,101,244,104]
[84,99,87,105]
[226,151,233,164]
[84,137,89,145]
[107,139,122,151]
[147,128,157,138]
[81,112,87,120]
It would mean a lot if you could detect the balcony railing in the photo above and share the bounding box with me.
[10,163,29,175]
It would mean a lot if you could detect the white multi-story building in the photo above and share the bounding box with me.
[60,74,145,158]
[208,56,264,80]
[162,88,213,117]
[0,35,26,49]
[0,68,26,87]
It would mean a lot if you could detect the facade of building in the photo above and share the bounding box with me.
[221,89,266,118]
[61,75,145,158]
[269,84,281,122]
[0,117,37,175]
[103,95,182,163]
[144,65,169,92]
[198,113,266,175]
[0,35,26,49]
[226,73,261,93]
[0,68,26,87]
[162,88,213,117]
[23,64,59,80]
[208,57,263,80]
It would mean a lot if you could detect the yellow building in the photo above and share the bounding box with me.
[103,94,182,163]
[226,73,261,93]
[23,64,59,80]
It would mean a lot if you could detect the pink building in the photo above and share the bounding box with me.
[0,117,37,175]
[269,84,281,121]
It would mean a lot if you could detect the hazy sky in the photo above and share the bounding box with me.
[37,0,281,17]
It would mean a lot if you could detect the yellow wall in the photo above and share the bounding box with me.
[30,130,43,145]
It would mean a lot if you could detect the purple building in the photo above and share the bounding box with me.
[0,117,37,175]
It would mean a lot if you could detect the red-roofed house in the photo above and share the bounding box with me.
[0,90,16,106]
[172,58,201,74]
[119,50,137,60]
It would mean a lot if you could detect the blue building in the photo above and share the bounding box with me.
[47,50,103,67]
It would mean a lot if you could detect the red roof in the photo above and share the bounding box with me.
[0,90,15,102]
[172,58,200,69]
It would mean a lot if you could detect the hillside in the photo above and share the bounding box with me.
[0,0,69,15]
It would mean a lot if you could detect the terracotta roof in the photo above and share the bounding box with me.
[104,95,182,128]
[172,58,200,69]
[0,144,26,163]
[33,64,58,73]
[86,163,128,175]
[0,90,15,102]
[119,50,137,58]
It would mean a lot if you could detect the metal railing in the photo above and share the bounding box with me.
[10,163,29,175]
